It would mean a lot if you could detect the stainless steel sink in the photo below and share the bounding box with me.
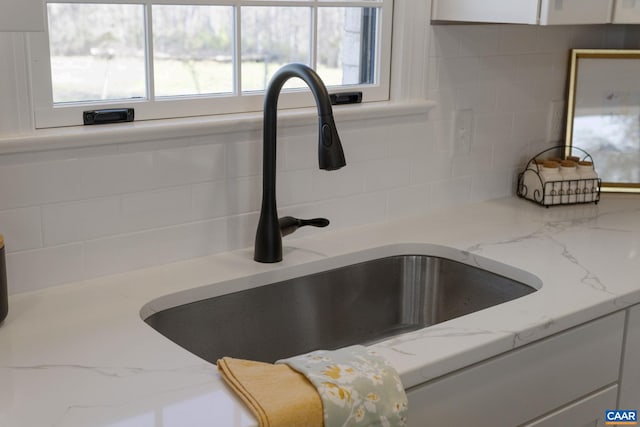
[144,254,537,363]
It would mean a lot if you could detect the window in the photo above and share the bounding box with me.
[29,0,393,129]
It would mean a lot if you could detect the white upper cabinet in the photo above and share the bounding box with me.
[613,0,640,23]
[431,0,615,25]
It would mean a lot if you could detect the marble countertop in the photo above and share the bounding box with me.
[2,195,640,427]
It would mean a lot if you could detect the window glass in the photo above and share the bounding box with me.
[241,7,311,92]
[47,3,146,103]
[34,1,391,128]
[152,5,234,97]
[317,7,378,87]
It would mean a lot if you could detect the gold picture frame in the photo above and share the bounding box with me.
[566,49,640,193]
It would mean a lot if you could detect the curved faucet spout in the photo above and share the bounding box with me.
[254,63,346,263]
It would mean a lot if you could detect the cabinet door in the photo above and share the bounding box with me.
[431,0,613,25]
[523,385,617,427]
[619,304,640,408]
[406,312,624,427]
[431,0,539,24]
[612,0,640,23]
[540,0,614,24]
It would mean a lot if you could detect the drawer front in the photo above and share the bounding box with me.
[407,312,625,427]
[524,385,617,427]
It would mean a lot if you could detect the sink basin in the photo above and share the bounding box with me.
[143,253,538,363]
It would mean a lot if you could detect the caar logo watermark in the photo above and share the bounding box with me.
[605,410,638,425]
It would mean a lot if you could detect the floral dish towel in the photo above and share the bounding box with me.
[278,345,408,427]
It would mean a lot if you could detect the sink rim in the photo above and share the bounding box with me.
[140,242,542,322]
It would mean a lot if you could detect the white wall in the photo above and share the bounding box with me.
[0,4,629,294]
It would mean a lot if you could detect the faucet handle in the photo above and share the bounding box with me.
[279,216,329,237]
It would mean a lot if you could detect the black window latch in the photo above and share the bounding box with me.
[83,108,134,125]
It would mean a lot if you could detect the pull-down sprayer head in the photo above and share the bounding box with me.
[318,114,346,171]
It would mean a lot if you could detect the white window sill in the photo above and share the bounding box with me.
[0,100,435,155]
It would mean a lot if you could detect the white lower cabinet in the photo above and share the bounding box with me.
[406,312,625,426]
[619,304,640,408]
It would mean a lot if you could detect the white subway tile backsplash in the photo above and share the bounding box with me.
[156,217,229,264]
[454,81,498,113]
[342,136,388,163]
[495,79,547,112]
[364,158,412,192]
[155,144,225,187]
[32,145,119,162]
[0,159,82,210]
[476,55,519,84]
[572,25,610,49]
[192,180,229,220]
[0,151,37,167]
[452,149,494,178]
[222,176,260,215]
[225,140,261,178]
[43,197,121,246]
[311,164,364,200]
[279,130,319,172]
[430,27,460,58]
[438,56,479,88]
[387,185,431,218]
[0,207,42,251]
[277,170,313,207]
[430,177,473,210]
[499,26,539,54]
[458,25,500,57]
[411,147,452,185]
[225,212,259,252]
[536,27,575,53]
[6,244,84,293]
[427,57,440,92]
[426,89,455,122]
[516,53,554,83]
[192,177,260,220]
[83,230,162,278]
[604,25,626,47]
[474,113,514,149]
[121,186,192,233]
[470,169,513,203]
[80,152,156,198]
[380,118,431,156]
[117,137,190,154]
[281,192,387,232]
[512,110,548,143]
[432,119,455,153]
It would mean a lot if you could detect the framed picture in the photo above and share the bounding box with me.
[566,49,640,193]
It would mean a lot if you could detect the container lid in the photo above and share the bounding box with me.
[560,160,577,167]
[578,161,593,166]
[566,156,581,162]
[543,161,560,169]
[0,234,3,249]
[547,156,562,163]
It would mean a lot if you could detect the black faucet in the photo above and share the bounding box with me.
[254,63,346,263]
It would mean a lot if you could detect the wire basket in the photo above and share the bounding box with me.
[517,146,601,208]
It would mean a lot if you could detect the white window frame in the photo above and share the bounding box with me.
[28,0,393,129]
